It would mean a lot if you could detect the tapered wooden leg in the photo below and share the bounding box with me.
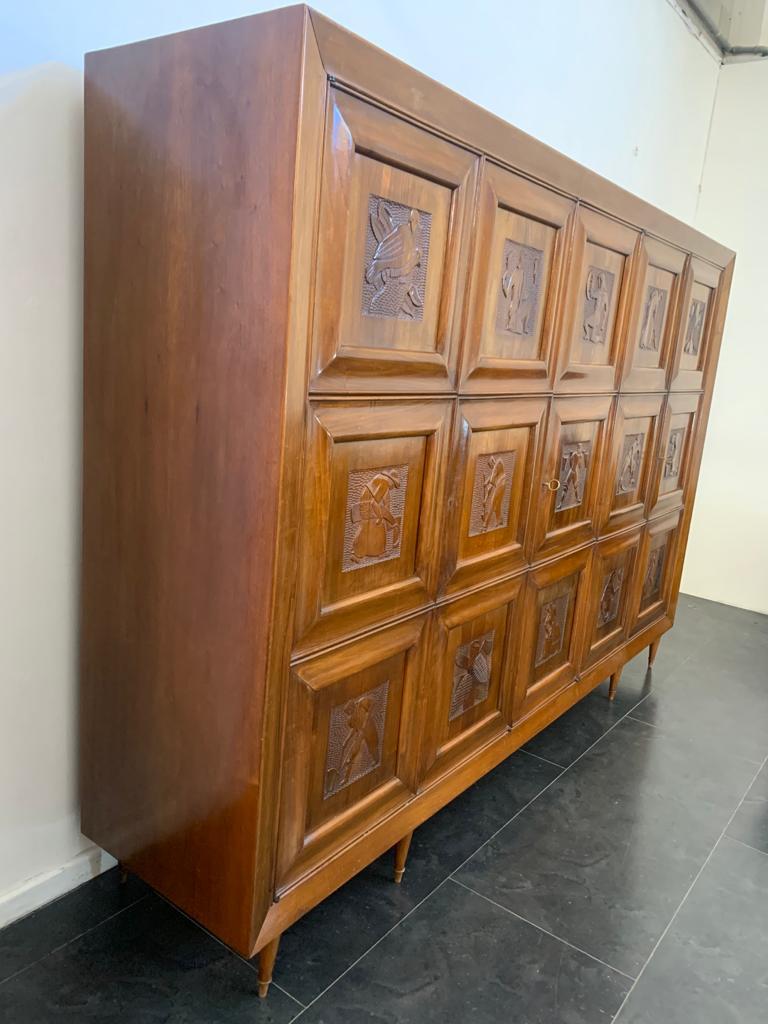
[648,638,661,668]
[118,863,128,885]
[257,936,280,999]
[393,831,413,884]
[608,667,622,702]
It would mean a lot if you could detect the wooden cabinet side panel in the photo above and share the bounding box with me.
[80,8,309,954]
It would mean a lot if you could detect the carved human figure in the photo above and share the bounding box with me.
[684,298,706,355]
[583,268,611,344]
[328,695,381,792]
[349,469,402,563]
[557,443,589,511]
[617,433,643,495]
[366,201,423,315]
[643,548,664,600]
[539,601,562,662]
[501,246,540,335]
[452,634,493,718]
[599,568,624,626]
[639,286,665,351]
[480,455,508,531]
[664,429,683,480]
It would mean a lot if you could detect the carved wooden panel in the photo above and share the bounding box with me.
[631,511,682,634]
[648,393,700,518]
[441,397,547,597]
[555,209,638,393]
[294,400,451,656]
[311,90,478,393]
[513,548,591,719]
[419,577,522,784]
[597,393,663,536]
[670,258,721,391]
[278,616,425,889]
[620,237,685,392]
[583,530,640,669]
[362,197,431,321]
[460,164,574,394]
[530,395,611,562]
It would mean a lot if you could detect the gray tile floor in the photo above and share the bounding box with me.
[1,594,766,1023]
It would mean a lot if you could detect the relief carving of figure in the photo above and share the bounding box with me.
[684,299,706,355]
[643,548,664,600]
[663,429,683,480]
[538,601,563,662]
[349,469,402,564]
[617,433,643,495]
[366,201,423,317]
[480,455,508,531]
[599,568,624,626]
[501,245,541,335]
[557,443,589,511]
[639,286,666,351]
[452,635,493,719]
[326,695,381,793]
[583,268,612,344]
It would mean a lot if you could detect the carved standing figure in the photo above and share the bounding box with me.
[684,299,706,355]
[481,455,508,531]
[366,201,422,314]
[349,469,402,563]
[664,430,681,479]
[453,635,493,717]
[617,434,643,494]
[557,444,589,511]
[599,569,623,626]
[583,269,611,344]
[639,287,665,351]
[501,247,539,334]
[539,601,562,662]
[329,695,381,792]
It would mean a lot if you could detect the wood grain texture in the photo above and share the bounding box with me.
[81,4,735,973]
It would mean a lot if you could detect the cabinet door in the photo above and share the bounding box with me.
[310,90,478,394]
[620,237,686,392]
[669,258,721,392]
[529,395,612,561]
[440,397,547,596]
[583,529,641,670]
[277,616,426,890]
[647,393,700,518]
[459,164,574,394]
[597,393,664,536]
[294,399,452,656]
[419,576,523,785]
[630,511,682,635]
[513,548,591,720]
[554,208,639,393]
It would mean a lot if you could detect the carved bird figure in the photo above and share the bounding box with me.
[336,696,380,787]
[366,202,422,307]
[454,636,493,714]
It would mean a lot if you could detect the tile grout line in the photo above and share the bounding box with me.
[450,878,636,982]
[449,688,652,881]
[611,750,768,1023]
[722,834,768,860]
[286,878,452,1023]
[0,894,151,990]
[517,747,566,770]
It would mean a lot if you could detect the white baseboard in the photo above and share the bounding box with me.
[0,845,117,929]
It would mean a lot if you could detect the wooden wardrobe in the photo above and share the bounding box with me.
[80,5,734,997]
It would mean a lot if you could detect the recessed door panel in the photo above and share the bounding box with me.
[277,616,426,890]
[311,89,478,393]
[583,530,641,669]
[441,397,547,595]
[419,577,523,784]
[554,209,638,393]
[460,164,574,393]
[598,393,663,535]
[530,395,611,560]
[294,399,452,655]
[630,511,682,635]
[621,237,686,392]
[513,548,591,720]
[648,393,700,518]
[669,258,721,391]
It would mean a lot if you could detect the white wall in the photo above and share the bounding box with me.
[681,59,768,613]
[0,0,744,924]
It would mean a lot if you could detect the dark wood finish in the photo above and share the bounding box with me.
[81,5,734,983]
[608,668,622,702]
